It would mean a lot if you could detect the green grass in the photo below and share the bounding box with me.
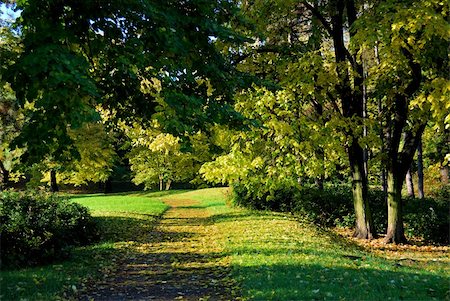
[2,188,449,300]
[74,194,169,214]
[0,191,172,301]
[184,188,450,301]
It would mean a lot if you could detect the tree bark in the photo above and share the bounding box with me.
[406,168,415,197]
[165,179,172,191]
[159,175,163,191]
[417,139,424,198]
[50,170,59,192]
[441,166,449,185]
[349,142,376,239]
[384,169,407,243]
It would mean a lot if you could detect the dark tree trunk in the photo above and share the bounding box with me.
[406,168,415,197]
[104,178,112,194]
[382,47,423,244]
[303,0,375,239]
[50,170,59,192]
[417,139,424,199]
[384,169,407,243]
[349,141,376,239]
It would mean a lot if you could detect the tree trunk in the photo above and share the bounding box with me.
[0,160,10,190]
[349,142,376,239]
[104,178,112,194]
[165,179,172,191]
[440,166,449,185]
[405,168,415,197]
[417,140,424,198]
[50,170,59,192]
[159,175,163,191]
[384,169,407,243]
[381,169,388,201]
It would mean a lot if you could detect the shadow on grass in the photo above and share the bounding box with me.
[233,262,448,300]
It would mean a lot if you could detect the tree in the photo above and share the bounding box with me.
[234,0,376,239]
[201,84,350,200]
[6,0,249,168]
[354,0,449,242]
[0,10,22,189]
[125,123,198,190]
[54,122,116,187]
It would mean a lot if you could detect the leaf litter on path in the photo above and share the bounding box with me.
[78,198,240,300]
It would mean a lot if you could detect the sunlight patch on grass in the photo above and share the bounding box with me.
[190,188,450,301]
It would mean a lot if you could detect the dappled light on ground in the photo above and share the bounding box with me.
[79,195,240,300]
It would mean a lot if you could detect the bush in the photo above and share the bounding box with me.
[403,197,449,244]
[0,191,99,268]
[231,183,449,244]
[231,180,298,211]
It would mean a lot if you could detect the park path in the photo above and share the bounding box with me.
[80,199,238,301]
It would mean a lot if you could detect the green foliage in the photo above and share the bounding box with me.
[59,123,116,186]
[0,191,98,268]
[7,0,249,164]
[403,197,449,244]
[231,183,449,244]
[124,122,211,190]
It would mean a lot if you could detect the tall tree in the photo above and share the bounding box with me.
[0,9,22,189]
[6,0,249,166]
[354,0,449,242]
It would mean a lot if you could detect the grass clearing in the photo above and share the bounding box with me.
[1,191,173,301]
[185,188,450,300]
[2,187,448,300]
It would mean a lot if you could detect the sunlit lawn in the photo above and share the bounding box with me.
[184,188,450,301]
[1,188,449,300]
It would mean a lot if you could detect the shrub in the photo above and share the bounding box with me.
[0,191,99,268]
[403,197,449,244]
[231,183,449,244]
[231,180,298,211]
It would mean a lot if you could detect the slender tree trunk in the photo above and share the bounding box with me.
[441,166,449,185]
[0,160,9,189]
[375,43,388,201]
[349,142,376,239]
[332,0,375,239]
[165,179,172,191]
[384,169,407,243]
[50,170,59,192]
[315,147,325,190]
[406,168,415,197]
[104,178,112,194]
[159,175,163,191]
[417,140,424,198]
